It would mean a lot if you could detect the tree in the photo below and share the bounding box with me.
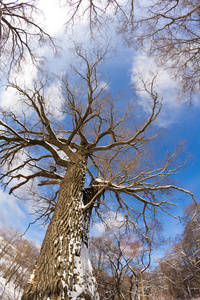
[90,225,168,300]
[130,0,200,102]
[153,202,200,300]
[0,227,39,299]
[90,230,152,299]
[63,0,134,33]
[0,44,196,299]
[0,0,53,73]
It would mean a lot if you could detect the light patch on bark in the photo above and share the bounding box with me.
[63,241,99,299]
[27,268,36,284]
[54,234,99,299]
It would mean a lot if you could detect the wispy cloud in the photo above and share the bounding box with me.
[38,0,67,36]
[131,52,189,127]
[0,190,25,229]
[0,55,38,113]
[91,211,125,236]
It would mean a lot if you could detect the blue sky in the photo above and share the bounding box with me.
[0,0,200,250]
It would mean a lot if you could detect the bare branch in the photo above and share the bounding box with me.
[0,0,55,71]
[131,0,200,101]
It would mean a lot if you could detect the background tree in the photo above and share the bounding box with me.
[130,0,200,102]
[90,227,157,300]
[0,45,196,299]
[0,0,53,72]
[63,0,134,33]
[150,202,200,300]
[0,227,39,299]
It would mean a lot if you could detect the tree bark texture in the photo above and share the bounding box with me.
[22,155,99,300]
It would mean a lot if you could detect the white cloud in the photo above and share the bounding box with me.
[37,0,67,36]
[105,211,125,231]
[0,189,46,245]
[131,52,186,127]
[0,55,38,112]
[45,80,65,119]
[132,54,176,92]
[91,211,125,236]
[91,222,105,236]
[0,190,25,229]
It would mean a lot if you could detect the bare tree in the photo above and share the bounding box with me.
[90,229,155,299]
[0,45,196,299]
[63,0,134,33]
[129,0,200,102]
[0,0,53,72]
[0,227,39,299]
[149,203,200,300]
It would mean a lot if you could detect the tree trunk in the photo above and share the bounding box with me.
[22,155,99,300]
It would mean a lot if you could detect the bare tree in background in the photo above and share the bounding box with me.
[64,0,134,32]
[90,228,158,299]
[0,227,39,299]
[0,45,196,299]
[126,0,200,102]
[158,203,200,299]
[0,0,53,72]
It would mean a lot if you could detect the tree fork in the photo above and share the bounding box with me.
[22,155,99,300]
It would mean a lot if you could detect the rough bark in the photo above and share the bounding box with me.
[22,155,99,300]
